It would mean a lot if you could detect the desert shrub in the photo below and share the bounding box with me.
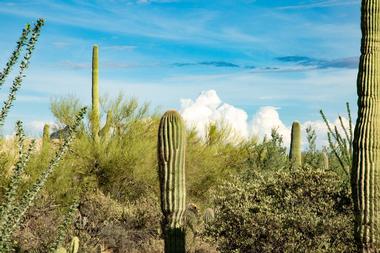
[51,95,84,128]
[13,194,62,252]
[75,190,162,252]
[206,166,355,253]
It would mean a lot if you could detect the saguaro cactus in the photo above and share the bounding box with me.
[158,110,186,253]
[91,45,100,144]
[289,121,302,167]
[322,151,329,170]
[352,0,380,251]
[42,124,49,149]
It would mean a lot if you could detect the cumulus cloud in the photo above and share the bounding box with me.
[180,90,249,141]
[180,90,351,149]
[251,106,291,145]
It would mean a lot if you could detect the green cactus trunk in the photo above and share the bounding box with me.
[42,123,50,149]
[158,110,186,253]
[91,45,100,144]
[322,151,329,170]
[289,121,302,167]
[352,0,380,251]
[99,110,112,140]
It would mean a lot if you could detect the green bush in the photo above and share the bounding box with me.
[206,166,355,253]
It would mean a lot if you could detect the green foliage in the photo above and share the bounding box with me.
[239,128,289,180]
[158,110,186,253]
[0,19,46,251]
[51,95,83,127]
[320,102,353,178]
[302,126,326,170]
[50,201,79,252]
[101,92,154,136]
[206,167,355,253]
[0,24,30,87]
[0,108,86,251]
[0,19,44,126]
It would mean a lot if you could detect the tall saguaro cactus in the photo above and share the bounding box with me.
[289,121,302,167]
[158,110,186,253]
[352,0,380,251]
[91,45,100,144]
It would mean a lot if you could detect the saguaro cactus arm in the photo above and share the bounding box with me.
[352,0,380,251]
[158,110,186,253]
[99,110,112,139]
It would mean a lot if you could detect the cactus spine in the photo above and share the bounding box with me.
[289,121,302,167]
[352,0,380,251]
[91,45,100,144]
[158,110,186,253]
[42,123,50,149]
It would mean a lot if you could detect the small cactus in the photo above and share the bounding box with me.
[42,123,50,149]
[203,208,215,225]
[289,121,302,167]
[158,110,186,253]
[54,236,79,253]
[185,203,199,253]
[322,151,329,170]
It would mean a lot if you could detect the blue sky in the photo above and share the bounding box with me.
[0,0,360,137]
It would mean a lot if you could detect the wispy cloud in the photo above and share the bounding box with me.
[278,0,359,10]
[102,45,137,51]
[136,0,178,4]
[0,1,264,47]
[173,55,358,72]
[276,55,358,69]
[173,61,240,68]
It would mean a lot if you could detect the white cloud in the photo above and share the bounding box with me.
[251,106,291,146]
[180,90,249,141]
[180,90,352,149]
